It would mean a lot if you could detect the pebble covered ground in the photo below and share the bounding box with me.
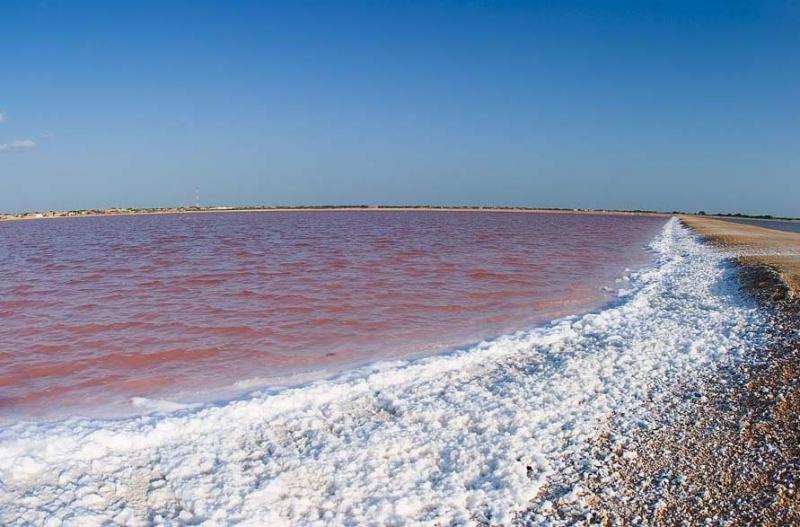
[517,227,800,526]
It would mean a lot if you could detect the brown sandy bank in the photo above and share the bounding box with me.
[681,215,800,298]
[514,216,800,525]
[565,216,800,525]
[580,296,800,525]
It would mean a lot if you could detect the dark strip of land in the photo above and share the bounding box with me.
[0,205,671,221]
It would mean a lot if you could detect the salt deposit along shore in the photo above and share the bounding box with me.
[683,215,800,296]
[564,216,800,525]
[0,217,792,526]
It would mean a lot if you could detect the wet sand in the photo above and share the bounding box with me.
[563,216,800,525]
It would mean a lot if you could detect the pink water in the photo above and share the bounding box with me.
[0,211,665,418]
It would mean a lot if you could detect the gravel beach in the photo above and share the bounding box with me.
[536,217,800,525]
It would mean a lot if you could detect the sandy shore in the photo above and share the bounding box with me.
[564,216,800,525]
[682,215,800,297]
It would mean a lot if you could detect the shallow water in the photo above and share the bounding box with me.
[0,211,664,418]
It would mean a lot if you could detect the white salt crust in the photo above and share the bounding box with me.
[0,218,767,526]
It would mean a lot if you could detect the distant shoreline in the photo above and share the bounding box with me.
[0,205,672,222]
[3,205,796,223]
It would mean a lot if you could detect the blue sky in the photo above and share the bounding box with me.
[2,1,798,215]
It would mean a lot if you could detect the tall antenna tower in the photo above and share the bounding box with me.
[195,187,200,208]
